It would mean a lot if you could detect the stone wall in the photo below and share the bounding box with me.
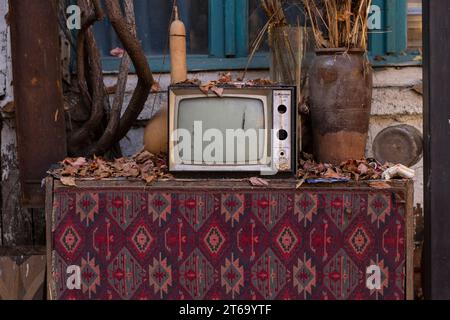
[369,67,423,206]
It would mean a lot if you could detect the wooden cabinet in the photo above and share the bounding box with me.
[46,178,413,300]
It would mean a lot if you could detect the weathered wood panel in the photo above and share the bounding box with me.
[0,0,8,99]
[0,247,46,300]
[45,177,53,300]
[1,120,34,246]
[50,176,413,191]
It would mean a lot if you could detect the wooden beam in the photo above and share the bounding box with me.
[423,0,450,299]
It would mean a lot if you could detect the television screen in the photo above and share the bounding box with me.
[177,97,266,164]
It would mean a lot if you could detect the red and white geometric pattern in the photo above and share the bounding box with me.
[51,188,408,300]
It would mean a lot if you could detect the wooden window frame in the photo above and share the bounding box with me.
[369,0,422,67]
[101,0,269,73]
[99,0,420,72]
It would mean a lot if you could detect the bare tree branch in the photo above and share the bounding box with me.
[104,0,155,141]
[76,0,104,111]
[91,0,105,20]
[68,0,154,157]
[69,1,105,149]
[89,0,136,156]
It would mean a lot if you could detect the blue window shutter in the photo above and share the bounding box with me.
[386,0,407,53]
[210,0,248,58]
[209,0,225,58]
[224,0,236,56]
[369,0,412,65]
[235,0,249,57]
[368,0,387,57]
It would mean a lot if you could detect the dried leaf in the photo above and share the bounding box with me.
[249,177,269,187]
[247,78,274,86]
[144,174,156,184]
[151,82,161,93]
[71,157,88,168]
[358,163,369,175]
[369,181,391,190]
[61,166,79,177]
[218,72,232,83]
[60,177,77,187]
[54,151,168,184]
[323,168,341,179]
[135,150,153,164]
[298,157,391,182]
[211,86,224,97]
[199,81,214,95]
[2,101,15,113]
[110,47,125,58]
[177,78,201,86]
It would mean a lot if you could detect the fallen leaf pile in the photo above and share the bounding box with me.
[177,73,276,97]
[297,155,391,182]
[50,151,171,186]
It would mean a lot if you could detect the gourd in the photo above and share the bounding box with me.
[144,6,187,155]
[170,6,187,84]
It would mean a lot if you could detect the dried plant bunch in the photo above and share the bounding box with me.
[260,0,289,29]
[244,0,291,79]
[302,0,372,50]
[248,0,289,62]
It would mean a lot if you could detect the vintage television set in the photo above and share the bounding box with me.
[168,85,297,175]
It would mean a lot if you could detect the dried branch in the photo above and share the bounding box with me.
[68,0,154,157]
[89,0,136,156]
[75,0,104,111]
[104,0,155,142]
[302,0,372,49]
[91,0,105,20]
[70,27,105,148]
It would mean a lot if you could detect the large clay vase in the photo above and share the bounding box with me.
[309,48,372,164]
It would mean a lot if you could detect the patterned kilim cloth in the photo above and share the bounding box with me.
[50,182,410,300]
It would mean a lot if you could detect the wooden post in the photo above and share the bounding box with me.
[9,0,67,208]
[423,0,450,299]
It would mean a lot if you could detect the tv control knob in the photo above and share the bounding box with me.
[277,104,287,114]
[277,129,288,141]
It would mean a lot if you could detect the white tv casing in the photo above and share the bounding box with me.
[168,86,296,175]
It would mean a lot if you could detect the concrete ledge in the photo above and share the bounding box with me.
[372,87,423,116]
[373,67,422,88]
